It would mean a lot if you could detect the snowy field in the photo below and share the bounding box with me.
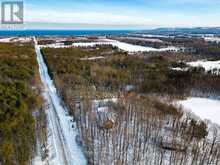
[40,39,180,53]
[188,60,220,71]
[0,37,14,42]
[204,37,220,43]
[80,56,106,60]
[0,37,31,43]
[187,60,220,75]
[178,98,220,125]
[131,34,173,38]
[171,60,220,74]
[117,36,164,43]
[73,39,180,52]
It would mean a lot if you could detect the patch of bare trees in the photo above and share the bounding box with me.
[75,93,220,165]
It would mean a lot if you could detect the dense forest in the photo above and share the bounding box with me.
[42,46,220,99]
[0,43,42,165]
[41,46,220,164]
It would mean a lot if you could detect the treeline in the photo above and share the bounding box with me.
[163,37,220,59]
[111,37,168,48]
[0,43,41,164]
[42,47,220,98]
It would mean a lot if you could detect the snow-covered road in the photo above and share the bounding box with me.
[34,38,87,165]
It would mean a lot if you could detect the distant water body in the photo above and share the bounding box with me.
[0,30,133,36]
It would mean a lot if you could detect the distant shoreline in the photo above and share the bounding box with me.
[1,27,220,37]
[0,30,133,37]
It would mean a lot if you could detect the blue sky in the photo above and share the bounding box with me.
[24,0,220,29]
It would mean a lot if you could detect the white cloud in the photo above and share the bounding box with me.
[24,3,220,28]
[25,8,155,25]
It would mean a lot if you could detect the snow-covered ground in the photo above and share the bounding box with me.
[117,36,164,43]
[39,39,180,53]
[0,37,14,42]
[171,67,189,71]
[80,56,106,60]
[40,43,71,48]
[34,38,87,165]
[92,98,118,112]
[178,98,220,125]
[175,60,220,125]
[74,39,180,53]
[131,34,173,38]
[188,60,220,74]
[204,37,220,43]
[170,60,220,74]
[188,60,220,70]
[0,37,31,43]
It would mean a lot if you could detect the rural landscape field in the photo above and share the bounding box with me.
[0,0,220,165]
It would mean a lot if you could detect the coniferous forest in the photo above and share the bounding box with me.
[0,43,42,165]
